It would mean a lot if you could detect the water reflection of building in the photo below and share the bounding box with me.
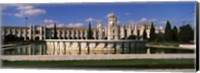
[3,41,147,55]
[1,13,164,41]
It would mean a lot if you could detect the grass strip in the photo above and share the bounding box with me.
[2,59,195,69]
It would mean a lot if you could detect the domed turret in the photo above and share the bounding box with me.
[107,12,116,18]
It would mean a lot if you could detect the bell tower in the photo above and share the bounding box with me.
[108,12,117,27]
[107,12,117,40]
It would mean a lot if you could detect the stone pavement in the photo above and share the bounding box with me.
[1,54,195,61]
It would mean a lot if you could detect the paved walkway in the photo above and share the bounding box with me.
[146,44,195,50]
[1,54,195,61]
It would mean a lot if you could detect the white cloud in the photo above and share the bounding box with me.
[43,19,56,24]
[15,5,46,17]
[141,18,147,22]
[17,5,33,10]
[134,18,158,25]
[46,24,54,28]
[46,23,65,28]
[57,24,65,27]
[66,23,83,27]
[46,23,84,28]
[86,17,96,22]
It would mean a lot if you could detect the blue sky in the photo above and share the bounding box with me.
[1,2,196,28]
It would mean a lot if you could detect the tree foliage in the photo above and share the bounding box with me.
[164,21,173,41]
[149,22,156,41]
[155,32,164,42]
[127,35,137,40]
[53,23,58,39]
[4,34,19,41]
[142,25,147,40]
[87,22,93,39]
[136,30,140,40]
[178,24,194,43]
[172,26,178,42]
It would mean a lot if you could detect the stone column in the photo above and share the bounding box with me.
[84,30,87,39]
[76,30,79,39]
[80,31,83,39]
[63,30,66,39]
[57,30,60,39]
[43,26,46,40]
[93,31,96,39]
[66,30,69,39]
[33,26,35,40]
[29,25,32,40]
[23,29,27,41]
[71,30,74,39]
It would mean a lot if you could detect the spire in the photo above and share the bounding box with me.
[98,19,102,24]
[97,19,102,28]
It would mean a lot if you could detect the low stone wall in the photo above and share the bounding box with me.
[45,40,146,55]
[179,44,196,49]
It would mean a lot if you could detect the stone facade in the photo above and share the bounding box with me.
[1,13,164,41]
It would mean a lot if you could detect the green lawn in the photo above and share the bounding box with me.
[2,59,194,69]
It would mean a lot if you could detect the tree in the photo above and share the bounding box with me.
[149,22,156,41]
[53,23,58,39]
[178,24,194,43]
[127,35,137,40]
[172,26,178,42]
[87,22,93,39]
[137,30,140,40]
[155,32,164,42]
[4,34,19,41]
[142,25,147,40]
[164,21,172,41]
